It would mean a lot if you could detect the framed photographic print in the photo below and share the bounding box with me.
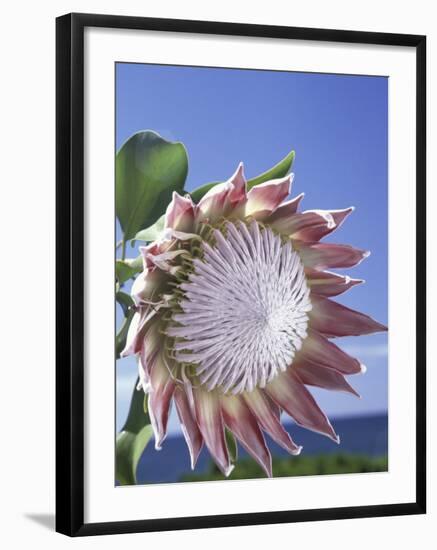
[56,12,426,536]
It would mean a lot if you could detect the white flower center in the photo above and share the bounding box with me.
[168,220,312,394]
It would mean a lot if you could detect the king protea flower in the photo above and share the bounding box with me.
[122,163,387,478]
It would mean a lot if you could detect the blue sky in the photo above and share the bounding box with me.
[115,63,388,434]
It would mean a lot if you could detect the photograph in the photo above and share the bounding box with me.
[0,1,430,546]
[115,62,389,486]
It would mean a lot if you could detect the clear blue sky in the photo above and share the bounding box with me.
[115,62,388,433]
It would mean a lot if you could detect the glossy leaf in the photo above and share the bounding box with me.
[116,131,188,240]
[225,428,238,464]
[133,214,166,243]
[246,150,295,190]
[116,379,153,485]
[116,291,134,316]
[116,260,140,285]
[115,292,135,358]
[115,257,143,294]
[125,255,143,272]
[115,309,135,358]
[189,151,295,203]
[189,182,221,203]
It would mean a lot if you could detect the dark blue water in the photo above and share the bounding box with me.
[136,413,387,484]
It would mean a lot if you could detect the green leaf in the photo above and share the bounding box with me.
[189,182,221,203]
[115,308,135,358]
[125,255,143,272]
[116,130,188,240]
[115,291,135,358]
[115,257,143,295]
[225,428,238,464]
[116,291,134,315]
[246,150,295,190]
[189,151,295,203]
[116,379,153,485]
[133,214,166,243]
[116,260,140,285]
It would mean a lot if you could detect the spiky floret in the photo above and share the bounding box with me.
[167,220,312,394]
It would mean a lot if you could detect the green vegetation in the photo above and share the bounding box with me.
[180,453,388,482]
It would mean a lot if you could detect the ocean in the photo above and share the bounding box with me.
[135,412,388,484]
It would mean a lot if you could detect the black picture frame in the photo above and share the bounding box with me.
[56,12,426,537]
